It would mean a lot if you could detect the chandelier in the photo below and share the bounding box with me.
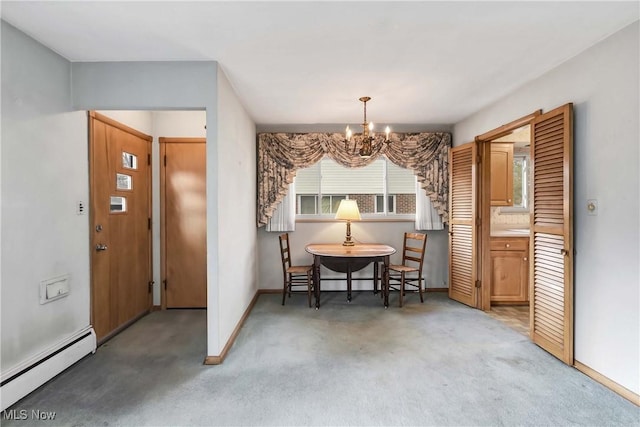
[344,96,391,157]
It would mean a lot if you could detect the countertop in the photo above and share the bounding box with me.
[490,226,530,237]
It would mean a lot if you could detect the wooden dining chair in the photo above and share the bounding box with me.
[278,233,313,307]
[387,232,427,307]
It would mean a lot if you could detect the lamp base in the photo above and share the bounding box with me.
[342,240,355,246]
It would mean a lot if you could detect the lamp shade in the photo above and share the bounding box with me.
[335,199,361,221]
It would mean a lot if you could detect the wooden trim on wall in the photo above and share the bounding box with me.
[159,141,167,309]
[475,110,541,143]
[89,111,153,142]
[203,289,263,365]
[574,361,640,406]
[159,137,206,144]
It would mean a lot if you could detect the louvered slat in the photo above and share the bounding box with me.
[449,143,476,307]
[530,104,573,364]
[451,224,473,297]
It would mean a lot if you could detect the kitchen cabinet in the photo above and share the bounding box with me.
[491,143,514,206]
[490,236,529,303]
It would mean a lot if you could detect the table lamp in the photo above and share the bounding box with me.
[335,199,361,246]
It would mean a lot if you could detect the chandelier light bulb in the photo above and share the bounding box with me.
[344,96,392,157]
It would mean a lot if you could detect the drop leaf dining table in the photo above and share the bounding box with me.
[304,243,396,308]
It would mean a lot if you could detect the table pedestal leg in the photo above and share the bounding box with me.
[347,264,352,302]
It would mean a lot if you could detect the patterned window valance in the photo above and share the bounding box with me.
[257,132,451,227]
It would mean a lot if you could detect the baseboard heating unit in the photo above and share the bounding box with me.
[0,326,96,411]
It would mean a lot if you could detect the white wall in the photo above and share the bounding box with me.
[454,22,639,394]
[1,22,89,371]
[216,68,257,350]
[258,222,449,292]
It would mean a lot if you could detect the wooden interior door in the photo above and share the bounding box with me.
[160,138,207,308]
[89,112,152,342]
[448,142,479,307]
[530,103,574,364]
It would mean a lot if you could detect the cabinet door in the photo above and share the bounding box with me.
[490,143,514,206]
[490,249,528,302]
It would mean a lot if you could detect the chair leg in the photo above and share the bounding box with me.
[419,277,424,303]
[399,272,405,307]
[282,278,287,306]
[306,271,312,308]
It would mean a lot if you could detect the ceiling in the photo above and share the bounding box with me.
[2,1,638,126]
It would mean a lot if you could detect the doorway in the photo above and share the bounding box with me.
[485,125,532,335]
[89,112,153,343]
[450,104,575,365]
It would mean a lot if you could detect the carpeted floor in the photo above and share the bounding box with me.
[3,292,638,426]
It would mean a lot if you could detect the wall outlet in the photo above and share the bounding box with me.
[40,274,70,304]
[77,201,86,215]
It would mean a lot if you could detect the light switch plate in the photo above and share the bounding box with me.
[586,199,598,216]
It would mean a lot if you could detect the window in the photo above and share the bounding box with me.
[512,155,528,209]
[375,195,396,214]
[298,195,318,215]
[295,157,415,216]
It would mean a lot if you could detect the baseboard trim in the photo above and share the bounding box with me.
[0,327,96,411]
[203,290,262,365]
[98,310,149,346]
[258,289,282,294]
[425,287,448,292]
[574,360,639,406]
[150,305,161,312]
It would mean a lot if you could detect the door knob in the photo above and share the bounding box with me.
[95,244,108,251]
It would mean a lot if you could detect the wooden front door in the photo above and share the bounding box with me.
[529,104,574,364]
[160,138,207,308]
[89,112,152,342]
[448,142,479,308]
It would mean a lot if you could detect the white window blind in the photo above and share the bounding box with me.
[387,161,416,193]
[321,159,384,194]
[295,161,320,194]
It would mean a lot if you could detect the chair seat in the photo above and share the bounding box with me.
[279,233,314,308]
[386,232,428,307]
[389,264,418,273]
[287,265,312,274]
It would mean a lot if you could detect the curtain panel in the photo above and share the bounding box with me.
[257,132,451,227]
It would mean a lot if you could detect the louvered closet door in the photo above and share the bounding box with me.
[449,142,478,307]
[530,104,574,364]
